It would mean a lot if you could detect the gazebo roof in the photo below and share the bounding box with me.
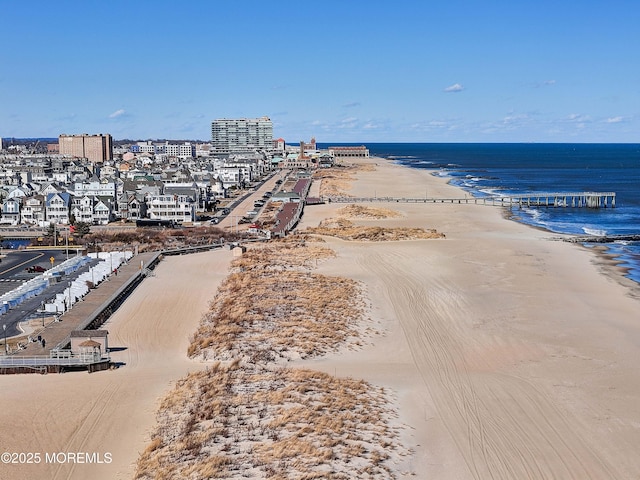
[78,339,102,348]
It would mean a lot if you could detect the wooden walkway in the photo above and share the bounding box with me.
[14,251,159,357]
[326,192,616,208]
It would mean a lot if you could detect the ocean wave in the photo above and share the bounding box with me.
[479,188,503,196]
[521,207,543,221]
[582,227,607,236]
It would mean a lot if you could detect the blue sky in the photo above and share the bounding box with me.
[1,0,638,143]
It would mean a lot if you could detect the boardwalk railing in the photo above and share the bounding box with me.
[326,192,616,208]
[0,351,109,367]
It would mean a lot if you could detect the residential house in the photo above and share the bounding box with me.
[41,182,63,196]
[93,197,113,225]
[117,191,146,221]
[45,192,72,224]
[7,185,30,199]
[72,180,117,200]
[21,195,46,226]
[71,195,114,225]
[70,195,95,224]
[217,167,245,189]
[145,194,195,224]
[164,183,202,210]
[1,197,21,225]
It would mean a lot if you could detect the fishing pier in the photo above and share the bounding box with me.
[326,191,616,208]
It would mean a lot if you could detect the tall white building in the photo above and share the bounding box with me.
[164,142,195,159]
[211,116,273,154]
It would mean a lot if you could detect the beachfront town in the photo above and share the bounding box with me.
[0,117,369,229]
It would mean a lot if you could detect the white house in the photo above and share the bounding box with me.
[145,194,195,224]
[21,195,46,225]
[1,198,21,225]
[45,192,72,224]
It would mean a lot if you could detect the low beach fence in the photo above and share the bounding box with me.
[325,192,616,208]
[0,351,110,374]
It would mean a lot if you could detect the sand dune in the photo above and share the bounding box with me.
[296,159,640,479]
[0,250,233,480]
[1,156,639,479]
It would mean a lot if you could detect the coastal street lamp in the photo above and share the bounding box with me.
[3,324,6,354]
[41,301,45,327]
[67,281,72,311]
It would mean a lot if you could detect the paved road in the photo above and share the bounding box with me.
[0,250,98,338]
[216,171,289,232]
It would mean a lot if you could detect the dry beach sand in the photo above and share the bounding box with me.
[1,156,640,479]
[297,158,640,479]
[0,250,233,480]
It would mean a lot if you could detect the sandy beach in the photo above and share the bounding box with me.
[1,156,639,479]
[296,158,640,478]
[0,249,233,480]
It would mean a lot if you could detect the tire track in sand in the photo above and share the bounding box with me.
[356,245,622,480]
[51,381,123,480]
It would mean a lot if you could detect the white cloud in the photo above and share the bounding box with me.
[109,109,126,119]
[343,101,361,108]
[605,116,624,123]
[444,83,464,93]
[543,80,556,86]
[503,113,529,124]
[566,113,591,122]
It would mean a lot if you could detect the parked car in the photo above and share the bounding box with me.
[26,265,47,273]
[210,218,220,225]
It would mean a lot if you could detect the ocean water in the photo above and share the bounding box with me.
[331,143,640,284]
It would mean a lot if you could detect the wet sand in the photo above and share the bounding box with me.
[2,156,640,479]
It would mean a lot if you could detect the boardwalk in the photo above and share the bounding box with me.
[271,178,311,237]
[11,251,158,358]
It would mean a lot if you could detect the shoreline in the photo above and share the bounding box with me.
[1,154,639,479]
[486,174,640,299]
[297,155,640,478]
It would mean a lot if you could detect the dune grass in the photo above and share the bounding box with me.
[135,362,407,480]
[135,239,410,479]
[314,163,376,198]
[305,217,445,242]
[188,239,370,362]
[337,204,402,219]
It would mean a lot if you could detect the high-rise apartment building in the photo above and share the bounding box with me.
[58,134,113,163]
[211,117,273,154]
